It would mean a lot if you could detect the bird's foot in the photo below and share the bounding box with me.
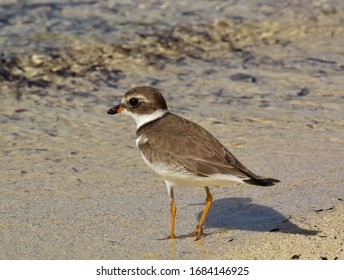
[189,225,204,241]
[168,233,180,239]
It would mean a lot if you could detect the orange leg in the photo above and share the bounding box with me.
[166,184,178,239]
[190,186,212,240]
[169,199,177,239]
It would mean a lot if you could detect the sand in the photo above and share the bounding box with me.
[1,0,343,259]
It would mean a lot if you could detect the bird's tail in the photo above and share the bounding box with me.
[244,177,280,186]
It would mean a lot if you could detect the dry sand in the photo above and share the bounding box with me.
[1,0,344,259]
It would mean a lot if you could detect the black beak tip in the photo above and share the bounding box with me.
[107,107,117,115]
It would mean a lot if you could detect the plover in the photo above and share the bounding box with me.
[107,86,279,240]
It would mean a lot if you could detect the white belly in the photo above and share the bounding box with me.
[140,152,245,187]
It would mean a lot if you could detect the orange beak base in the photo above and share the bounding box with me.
[107,105,123,115]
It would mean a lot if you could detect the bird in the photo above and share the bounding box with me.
[107,86,279,240]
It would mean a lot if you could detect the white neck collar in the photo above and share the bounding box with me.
[123,109,169,129]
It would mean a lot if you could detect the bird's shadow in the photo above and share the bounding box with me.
[193,197,319,236]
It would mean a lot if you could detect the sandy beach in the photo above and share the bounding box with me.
[1,0,344,259]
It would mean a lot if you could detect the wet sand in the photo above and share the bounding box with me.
[1,0,344,259]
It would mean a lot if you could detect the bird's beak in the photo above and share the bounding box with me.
[107,104,123,115]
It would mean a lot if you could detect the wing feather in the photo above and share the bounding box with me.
[137,113,260,180]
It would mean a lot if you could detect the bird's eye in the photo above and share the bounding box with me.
[129,98,139,107]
